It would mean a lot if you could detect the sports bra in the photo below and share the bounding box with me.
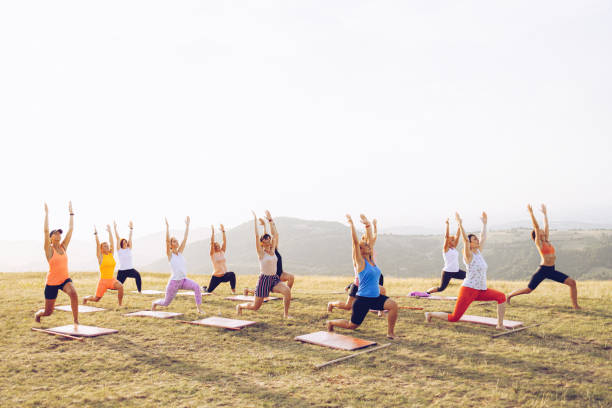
[541,242,555,255]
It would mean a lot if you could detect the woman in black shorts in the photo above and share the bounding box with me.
[507,204,580,309]
[326,214,398,339]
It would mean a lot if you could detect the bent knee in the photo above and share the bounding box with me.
[447,314,460,322]
[348,322,359,329]
[497,294,507,304]
[385,299,398,311]
[565,278,576,287]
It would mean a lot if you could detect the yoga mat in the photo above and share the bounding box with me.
[295,331,377,351]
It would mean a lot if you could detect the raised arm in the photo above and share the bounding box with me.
[266,210,279,249]
[43,203,51,259]
[252,211,263,258]
[259,218,268,235]
[540,204,549,241]
[455,212,472,263]
[62,201,74,250]
[209,225,215,256]
[94,226,102,264]
[178,216,190,253]
[527,204,541,244]
[443,218,450,252]
[360,214,374,250]
[454,225,461,247]
[107,225,114,254]
[478,212,488,249]
[347,215,364,271]
[128,221,133,249]
[165,218,171,260]
[371,218,378,247]
[113,221,121,249]
[220,224,227,252]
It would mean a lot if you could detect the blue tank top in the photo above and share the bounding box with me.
[356,259,381,298]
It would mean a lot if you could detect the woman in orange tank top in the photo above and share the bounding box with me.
[35,202,80,328]
[507,204,580,309]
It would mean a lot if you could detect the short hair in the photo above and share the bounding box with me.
[467,234,477,242]
[260,233,271,242]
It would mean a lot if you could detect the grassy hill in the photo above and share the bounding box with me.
[144,217,612,281]
[2,272,610,407]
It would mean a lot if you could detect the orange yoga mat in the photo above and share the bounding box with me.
[187,316,257,330]
[295,331,377,351]
[45,324,118,337]
[459,314,523,329]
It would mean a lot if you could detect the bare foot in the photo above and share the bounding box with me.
[495,325,509,331]
[326,321,334,332]
[327,302,333,313]
[73,323,79,331]
[82,298,88,305]
[152,303,158,311]
[284,315,293,320]
[387,333,396,340]
[425,312,432,323]
[377,311,384,318]
[197,306,204,314]
[236,304,242,316]
[35,311,42,323]
[243,288,249,296]
[573,305,582,310]
[506,296,512,305]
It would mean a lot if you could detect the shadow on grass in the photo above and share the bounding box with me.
[101,334,314,407]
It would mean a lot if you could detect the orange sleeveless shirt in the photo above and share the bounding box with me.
[46,247,69,285]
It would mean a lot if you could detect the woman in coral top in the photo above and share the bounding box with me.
[507,204,580,309]
[83,224,124,306]
[35,202,79,328]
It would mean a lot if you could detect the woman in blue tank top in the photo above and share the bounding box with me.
[326,214,399,339]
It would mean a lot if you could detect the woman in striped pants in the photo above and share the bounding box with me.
[237,210,292,319]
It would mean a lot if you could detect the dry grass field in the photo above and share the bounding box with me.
[1,272,610,407]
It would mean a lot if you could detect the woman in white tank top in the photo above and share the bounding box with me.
[113,221,143,293]
[426,212,508,330]
[237,210,292,319]
[426,218,467,294]
[152,216,203,313]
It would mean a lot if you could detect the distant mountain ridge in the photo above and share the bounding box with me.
[3,217,612,281]
[144,217,612,281]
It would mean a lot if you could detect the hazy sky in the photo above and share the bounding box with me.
[1,1,611,241]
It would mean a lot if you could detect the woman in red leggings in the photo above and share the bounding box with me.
[425,212,507,330]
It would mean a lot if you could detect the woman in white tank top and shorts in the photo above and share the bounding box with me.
[237,211,292,318]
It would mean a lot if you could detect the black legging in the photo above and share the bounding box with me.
[206,272,236,293]
[117,269,142,292]
[430,270,466,293]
